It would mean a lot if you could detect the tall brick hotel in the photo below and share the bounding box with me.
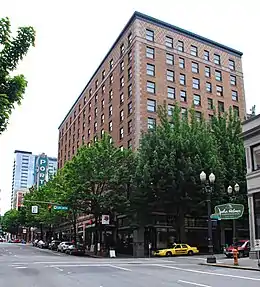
[58,12,245,169]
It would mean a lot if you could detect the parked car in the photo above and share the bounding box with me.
[153,243,199,257]
[224,240,250,258]
[65,244,85,255]
[32,239,39,246]
[37,240,49,249]
[57,241,73,253]
[49,240,61,251]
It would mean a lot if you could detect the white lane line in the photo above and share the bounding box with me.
[15,266,28,269]
[108,264,132,271]
[154,264,260,281]
[54,266,63,272]
[48,264,105,268]
[178,280,211,287]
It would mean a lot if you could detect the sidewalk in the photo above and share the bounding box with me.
[200,257,260,272]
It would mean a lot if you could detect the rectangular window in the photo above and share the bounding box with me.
[128,101,132,115]
[147,81,155,93]
[94,122,97,132]
[120,93,124,105]
[214,54,221,65]
[204,50,209,61]
[148,117,156,129]
[205,66,211,77]
[88,115,91,124]
[178,40,184,52]
[147,99,156,112]
[215,70,222,81]
[110,74,114,84]
[109,105,112,117]
[147,63,155,76]
[166,53,174,65]
[179,57,185,69]
[165,36,173,48]
[120,43,125,56]
[128,84,132,98]
[88,102,91,112]
[128,120,132,134]
[101,114,105,124]
[233,106,239,117]
[193,94,201,106]
[206,82,212,93]
[208,98,213,110]
[195,111,202,121]
[230,75,236,86]
[110,59,114,70]
[128,33,132,46]
[192,78,200,89]
[94,107,98,118]
[180,74,186,85]
[120,61,124,72]
[232,90,238,101]
[167,70,174,82]
[218,101,224,113]
[180,90,187,102]
[181,107,188,119]
[128,67,132,80]
[119,127,124,140]
[101,99,104,110]
[128,139,132,149]
[192,62,199,73]
[128,50,132,63]
[216,85,223,97]
[168,104,174,116]
[102,70,106,80]
[190,45,198,56]
[120,109,124,122]
[146,29,154,41]
[167,87,175,99]
[109,89,113,102]
[109,121,112,132]
[120,76,124,88]
[229,59,235,70]
[95,79,98,89]
[146,46,154,59]
[95,94,98,104]
[102,85,105,94]
[101,129,104,138]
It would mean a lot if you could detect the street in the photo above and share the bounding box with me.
[0,243,260,287]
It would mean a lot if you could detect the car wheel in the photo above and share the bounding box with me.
[166,251,172,257]
[188,250,194,256]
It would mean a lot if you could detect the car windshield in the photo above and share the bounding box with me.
[233,241,245,247]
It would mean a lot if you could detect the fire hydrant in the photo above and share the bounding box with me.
[233,247,239,266]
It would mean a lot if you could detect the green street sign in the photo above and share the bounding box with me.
[214,203,244,220]
[53,205,69,211]
[210,213,221,220]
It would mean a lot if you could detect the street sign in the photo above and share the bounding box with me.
[31,206,39,214]
[214,203,244,220]
[210,213,221,220]
[53,205,69,211]
[102,215,110,225]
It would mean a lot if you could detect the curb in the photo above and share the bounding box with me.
[199,263,260,272]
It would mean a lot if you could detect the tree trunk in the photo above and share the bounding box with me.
[176,209,186,242]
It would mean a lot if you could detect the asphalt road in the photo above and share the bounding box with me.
[0,243,260,287]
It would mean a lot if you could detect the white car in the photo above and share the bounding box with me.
[57,241,73,252]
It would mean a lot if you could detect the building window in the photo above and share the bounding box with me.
[109,90,113,102]
[180,90,187,102]
[110,74,114,84]
[102,85,105,94]
[102,70,105,80]
[128,50,132,63]
[120,76,124,88]
[128,101,132,115]
[147,81,155,93]
[94,122,97,132]
[181,107,188,118]
[166,53,174,65]
[190,45,198,56]
[148,117,156,129]
[88,102,91,112]
[109,105,112,117]
[74,110,76,119]
[214,54,221,65]
[84,96,87,104]
[88,115,91,125]
[229,59,235,70]
[216,85,223,97]
[167,86,175,99]
[147,63,155,76]
[168,104,174,116]
[230,75,236,86]
[101,129,104,138]
[101,114,105,125]
[94,107,98,118]
[94,94,98,104]
[128,67,132,80]
[165,36,173,48]
[119,127,124,140]
[192,62,199,73]
[215,70,222,81]
[128,84,132,98]
[218,101,224,113]
[120,43,125,56]
[88,129,91,137]
[167,70,174,82]
[120,93,124,105]
[120,109,124,122]
[110,59,114,70]
[179,57,185,69]
[192,78,200,89]
[147,99,156,112]
[146,46,154,59]
[128,120,132,134]
[193,94,201,106]
[208,98,213,110]
[101,99,104,110]
[109,121,112,132]
[180,74,186,86]
[204,50,209,61]
[205,66,211,77]
[94,136,97,143]
[232,90,238,101]
[120,61,124,72]
[128,32,132,46]
[178,40,184,52]
[233,106,239,117]
[146,29,154,41]
[195,111,202,122]
[128,139,132,149]
[95,79,98,89]
[206,82,212,93]
[89,89,92,98]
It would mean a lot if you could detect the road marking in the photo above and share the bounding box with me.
[155,264,260,281]
[108,264,132,271]
[54,266,63,272]
[178,280,211,287]
[15,266,28,269]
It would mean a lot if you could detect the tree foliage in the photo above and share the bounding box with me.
[1,209,26,234]
[0,17,36,134]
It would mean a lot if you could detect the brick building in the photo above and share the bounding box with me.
[58,11,245,169]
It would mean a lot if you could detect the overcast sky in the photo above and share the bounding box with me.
[0,0,258,214]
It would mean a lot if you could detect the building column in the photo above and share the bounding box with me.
[248,194,257,258]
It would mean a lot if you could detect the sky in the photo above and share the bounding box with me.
[0,0,259,214]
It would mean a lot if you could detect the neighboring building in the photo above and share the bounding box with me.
[241,115,260,258]
[11,150,57,208]
[58,11,246,169]
[14,190,28,210]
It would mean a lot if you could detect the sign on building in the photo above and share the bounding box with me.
[214,203,244,220]
[35,153,49,188]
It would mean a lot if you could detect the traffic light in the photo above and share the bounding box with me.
[48,204,52,213]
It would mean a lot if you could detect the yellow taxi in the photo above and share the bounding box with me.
[153,243,199,257]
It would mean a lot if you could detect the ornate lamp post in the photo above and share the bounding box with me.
[200,171,216,263]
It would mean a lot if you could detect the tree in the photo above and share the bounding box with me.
[2,209,26,235]
[0,17,35,134]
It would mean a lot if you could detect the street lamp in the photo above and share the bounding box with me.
[227,183,240,244]
[200,171,216,264]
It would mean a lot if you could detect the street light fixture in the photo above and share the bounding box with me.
[200,171,216,264]
[227,183,240,244]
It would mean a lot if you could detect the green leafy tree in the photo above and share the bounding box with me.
[2,209,26,235]
[0,17,35,133]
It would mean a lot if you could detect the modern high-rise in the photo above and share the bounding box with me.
[58,11,246,169]
[11,150,57,208]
